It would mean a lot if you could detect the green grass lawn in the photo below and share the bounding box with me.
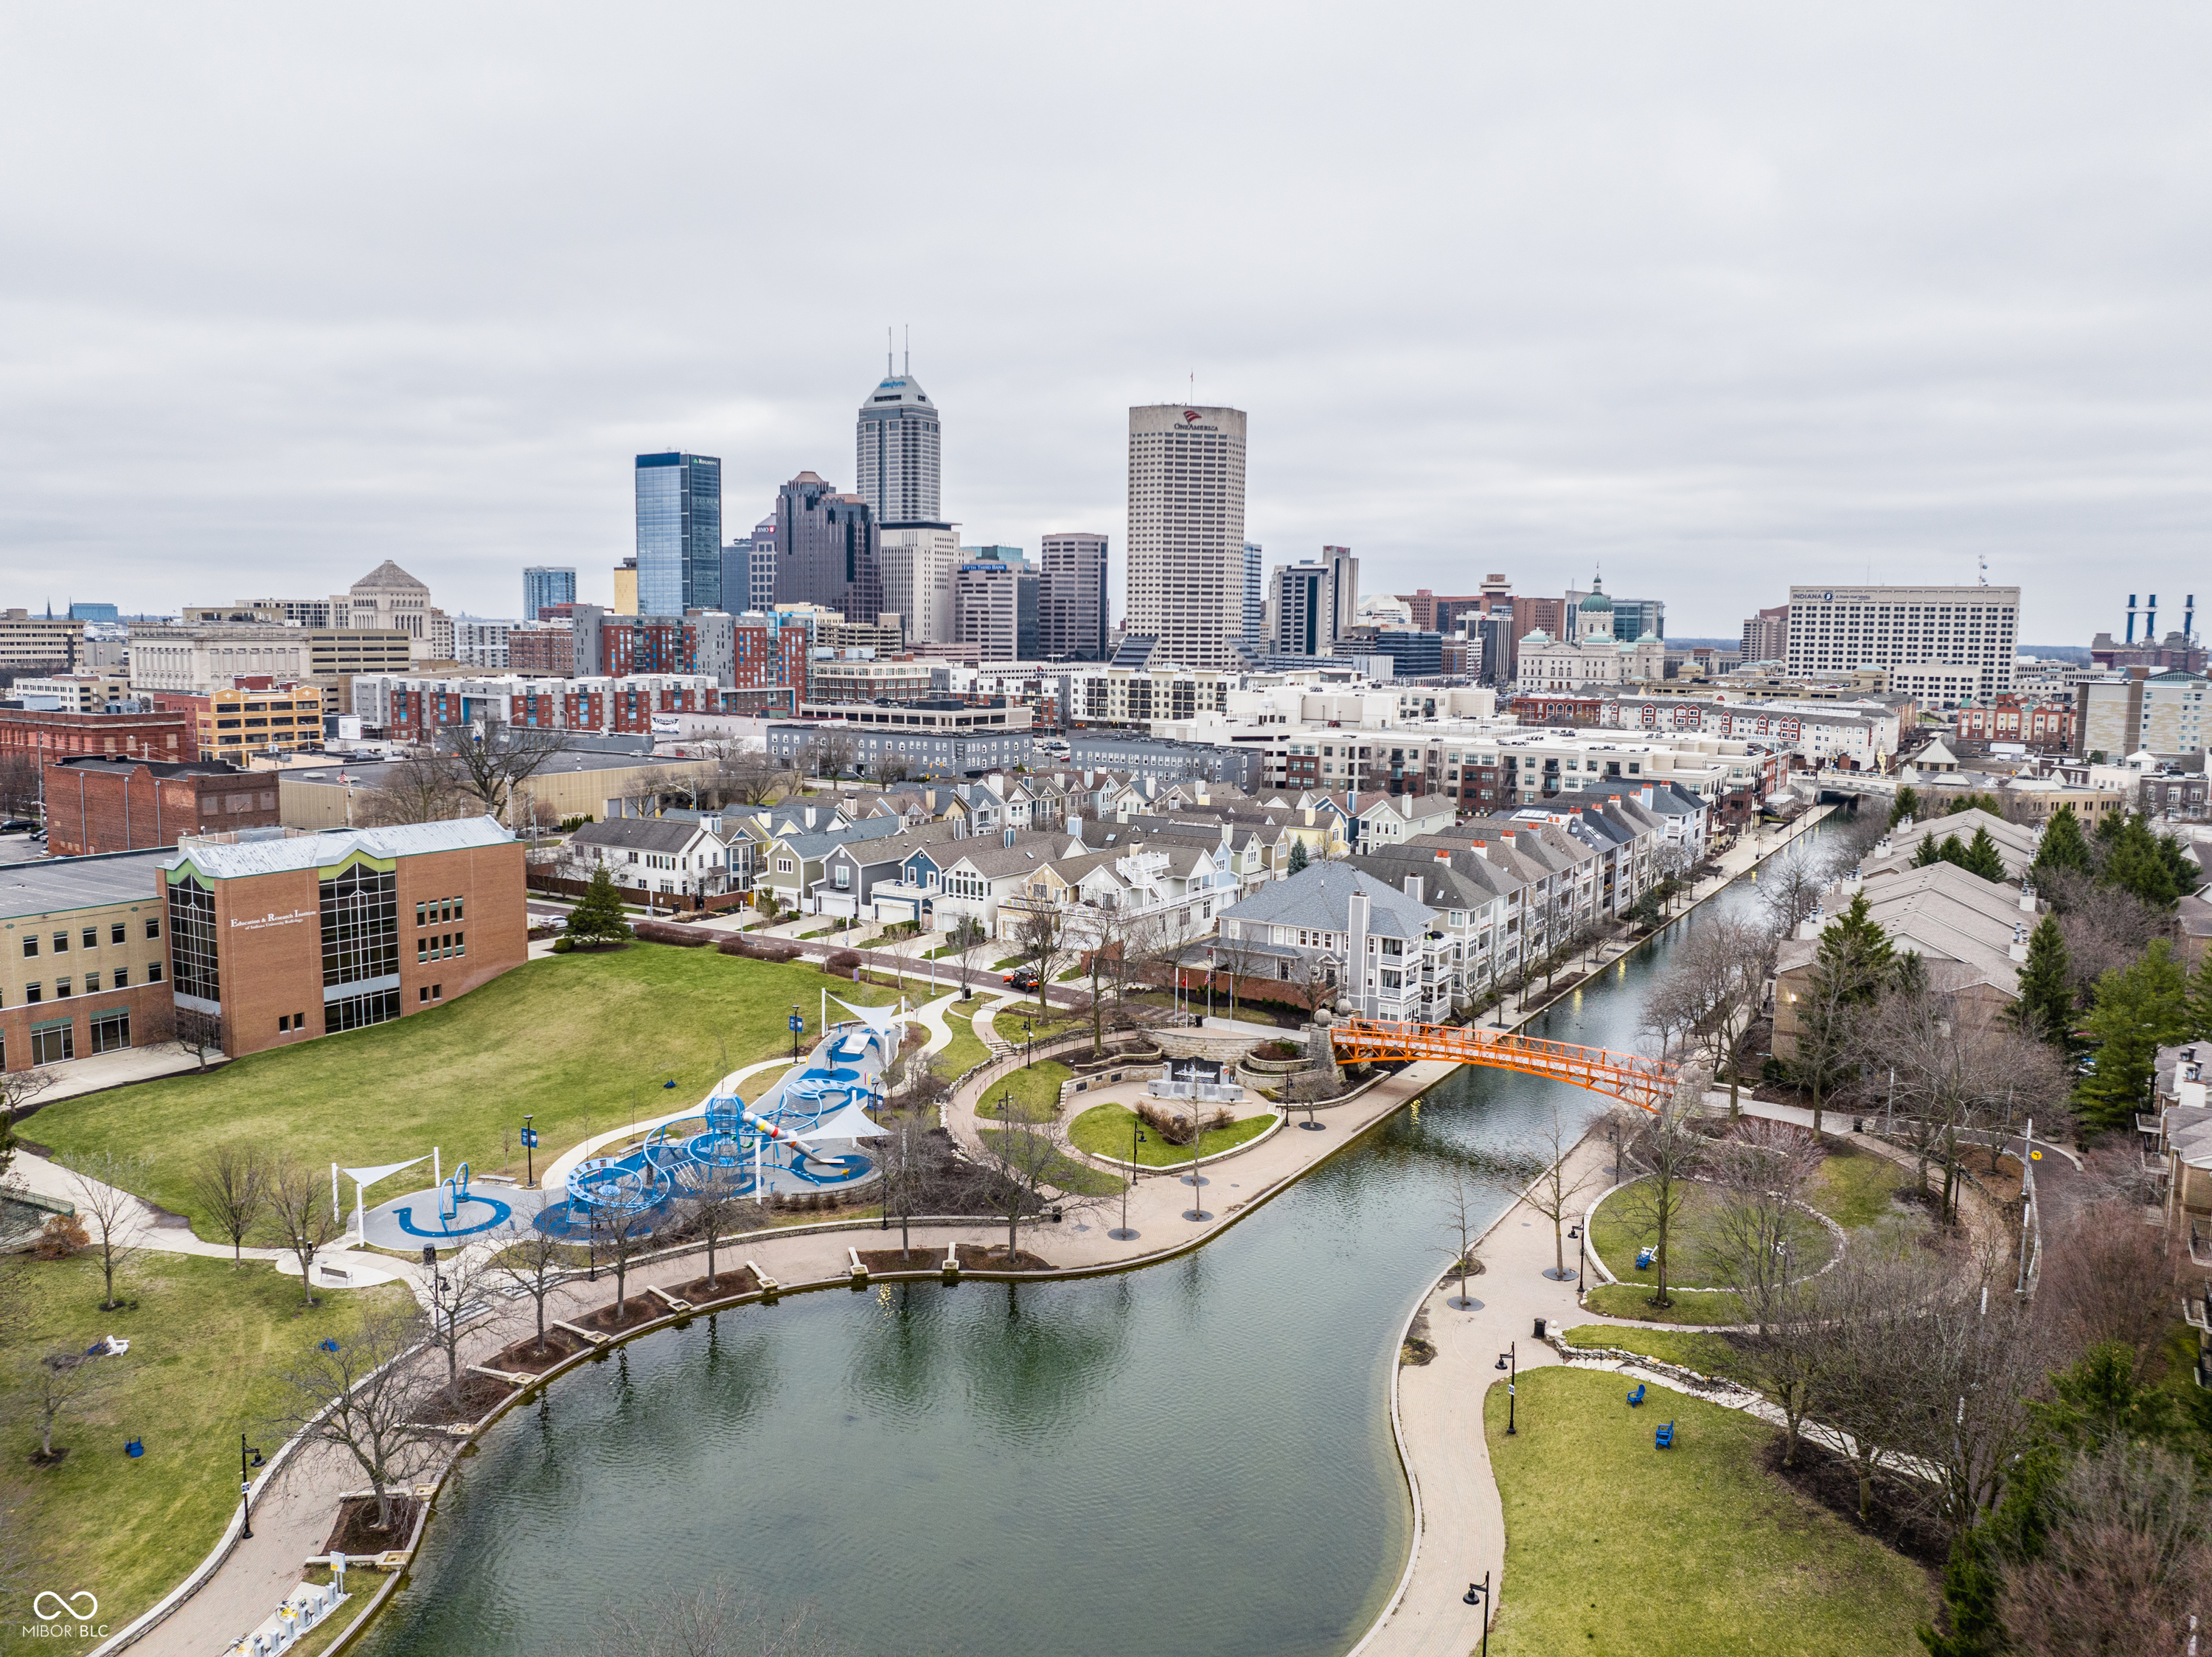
[0,1254,408,1655]
[1805,1141,1918,1229]
[1068,1103,1274,1166]
[1581,1283,1745,1324]
[26,945,901,1234]
[1589,1179,1834,1287]
[975,1060,1074,1122]
[1484,1367,1934,1655]
[930,1010,991,1080]
[1560,1323,1747,1381]
[975,1128,1124,1198]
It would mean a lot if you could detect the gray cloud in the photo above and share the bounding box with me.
[1,3,2205,640]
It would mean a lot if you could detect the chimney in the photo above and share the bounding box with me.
[1433,847,1451,862]
[1068,815,1085,846]
[1403,875,1425,905]
[1346,888,1371,1015]
[2009,923,2029,963]
[1874,835,1892,859]
[1796,903,1823,940]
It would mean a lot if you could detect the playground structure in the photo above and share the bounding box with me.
[542,996,904,1240]
[1327,1019,1680,1113]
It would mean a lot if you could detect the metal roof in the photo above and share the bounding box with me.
[0,849,170,921]
[163,816,512,880]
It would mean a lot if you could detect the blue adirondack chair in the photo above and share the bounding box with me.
[1635,1246,1655,1271]
[1655,1420,1675,1449]
[1627,1383,1646,1407]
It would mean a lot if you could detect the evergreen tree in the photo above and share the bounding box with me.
[565,864,636,947]
[1961,825,2008,883]
[1794,892,1895,1128]
[1929,833,1969,869]
[1913,836,1945,869]
[2159,830,2202,897]
[1287,838,1310,874]
[2188,950,2212,1041]
[2104,813,2180,909]
[2030,804,2090,883]
[2075,939,2188,1132]
[2013,913,2073,1046]
[1888,785,1921,827]
[1818,892,1896,994]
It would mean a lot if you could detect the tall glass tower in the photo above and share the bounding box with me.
[521,566,576,622]
[855,352,942,527]
[635,452,723,616]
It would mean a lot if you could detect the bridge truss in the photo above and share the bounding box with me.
[1328,1018,1679,1113]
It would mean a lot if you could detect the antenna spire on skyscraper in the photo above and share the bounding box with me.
[903,324,910,376]
[886,326,894,377]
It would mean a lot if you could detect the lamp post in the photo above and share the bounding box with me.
[1500,1341,1517,1434]
[790,1005,802,1064]
[1111,1125,1144,1240]
[522,1113,536,1187]
[1463,1571,1491,1657]
[238,1432,266,1538]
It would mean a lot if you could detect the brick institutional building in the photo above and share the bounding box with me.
[41,757,282,856]
[161,817,526,1061]
[0,706,192,765]
[0,849,178,1073]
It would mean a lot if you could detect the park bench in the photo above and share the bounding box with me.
[1627,1383,1646,1407]
[1655,1420,1675,1449]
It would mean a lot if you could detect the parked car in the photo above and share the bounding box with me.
[0,818,38,834]
[1003,966,1042,992]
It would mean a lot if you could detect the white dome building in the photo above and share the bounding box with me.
[1515,575,1667,693]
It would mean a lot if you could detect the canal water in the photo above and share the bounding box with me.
[358,878,1767,1657]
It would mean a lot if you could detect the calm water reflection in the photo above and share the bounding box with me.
[359,882,1763,1657]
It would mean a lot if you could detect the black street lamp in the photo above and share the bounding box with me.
[1463,1571,1492,1657]
[1111,1124,1145,1240]
[1506,1342,1517,1434]
[522,1112,535,1187]
[790,1004,801,1063]
[239,1432,266,1538]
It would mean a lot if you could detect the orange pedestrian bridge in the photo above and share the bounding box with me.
[1327,1018,1680,1113]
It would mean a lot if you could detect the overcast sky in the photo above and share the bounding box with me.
[3,4,2205,642]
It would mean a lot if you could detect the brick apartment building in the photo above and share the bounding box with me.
[0,706,192,765]
[152,681,325,760]
[43,757,281,855]
[1955,696,2078,750]
[163,817,526,1059]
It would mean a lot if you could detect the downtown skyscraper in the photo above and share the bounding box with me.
[1124,403,1247,669]
[635,451,723,614]
[855,357,942,527]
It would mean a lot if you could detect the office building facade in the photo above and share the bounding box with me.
[773,473,883,625]
[882,524,962,645]
[636,452,723,615]
[1784,585,2018,703]
[1,849,178,1074]
[953,561,1040,662]
[522,567,577,622]
[1322,546,1359,637]
[1242,543,1265,650]
[1125,403,1248,670]
[1042,532,1109,661]
[855,366,942,527]
[1741,604,1790,664]
[1272,563,1333,656]
[1610,598,1665,642]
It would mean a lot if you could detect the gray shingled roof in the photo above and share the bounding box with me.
[1221,861,1436,939]
[0,849,171,921]
[571,817,716,855]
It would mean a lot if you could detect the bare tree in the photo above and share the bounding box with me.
[1998,1442,2212,1657]
[1916,1261,2054,1529]
[436,721,566,824]
[1010,901,1073,1015]
[423,1247,496,1394]
[676,1161,758,1294]
[16,1348,117,1461]
[1699,1118,1823,1318]
[947,914,990,998]
[1616,1099,1703,1309]
[1735,1279,1829,1468]
[0,751,41,817]
[186,1142,268,1265]
[486,1222,570,1358]
[58,1150,147,1310]
[172,1002,225,1069]
[265,1155,348,1306]
[1,1068,53,1181]
[972,1108,1102,1264]
[264,1298,439,1532]
[1524,1104,1601,1279]
[1809,1237,1945,1523]
[572,1580,841,1657]
[1760,838,1828,934]
[356,746,471,827]
[1657,917,1777,1116]
[595,1200,661,1321]
[2039,1198,2180,1362]
[1439,1170,1484,1307]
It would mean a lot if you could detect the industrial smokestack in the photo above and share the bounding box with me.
[2127,594,2138,645]
[2189,595,2198,644]
[2148,594,2159,642]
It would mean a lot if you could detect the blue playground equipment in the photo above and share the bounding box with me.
[537,998,902,1241]
[1655,1420,1675,1449]
[1627,1383,1646,1407]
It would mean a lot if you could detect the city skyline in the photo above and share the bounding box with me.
[5,10,2203,643]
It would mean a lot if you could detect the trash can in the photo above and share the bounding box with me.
[1532,1317,1547,1340]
